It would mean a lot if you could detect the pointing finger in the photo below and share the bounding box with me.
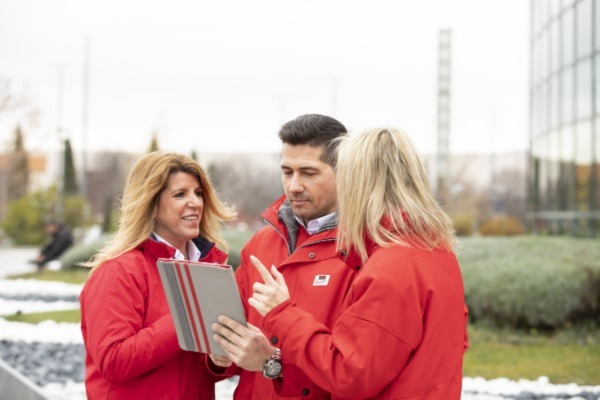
[250,255,276,285]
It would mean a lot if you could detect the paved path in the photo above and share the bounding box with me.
[0,247,39,278]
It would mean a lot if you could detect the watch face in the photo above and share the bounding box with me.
[264,359,282,378]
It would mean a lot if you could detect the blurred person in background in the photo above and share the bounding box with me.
[30,220,73,272]
[79,151,236,400]
[249,127,469,399]
[212,114,358,399]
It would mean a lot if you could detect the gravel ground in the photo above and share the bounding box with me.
[0,249,598,400]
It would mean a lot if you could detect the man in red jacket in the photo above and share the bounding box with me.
[212,114,358,399]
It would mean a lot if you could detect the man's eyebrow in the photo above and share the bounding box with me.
[280,165,319,172]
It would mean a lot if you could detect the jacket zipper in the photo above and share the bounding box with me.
[264,219,293,255]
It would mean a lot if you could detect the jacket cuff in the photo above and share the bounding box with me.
[262,299,301,340]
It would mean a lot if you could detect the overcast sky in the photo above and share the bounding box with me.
[0,0,529,156]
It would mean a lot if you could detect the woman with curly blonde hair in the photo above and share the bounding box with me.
[80,151,236,399]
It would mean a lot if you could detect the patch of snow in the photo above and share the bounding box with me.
[0,318,82,343]
[0,279,82,297]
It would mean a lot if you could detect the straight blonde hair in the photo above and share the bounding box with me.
[336,128,456,263]
[84,151,236,272]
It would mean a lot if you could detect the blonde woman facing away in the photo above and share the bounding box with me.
[79,152,236,400]
[249,128,468,399]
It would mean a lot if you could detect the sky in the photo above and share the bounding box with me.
[0,0,530,156]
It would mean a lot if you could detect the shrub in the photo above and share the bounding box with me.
[451,213,475,237]
[0,189,55,244]
[0,187,93,245]
[479,215,525,236]
[458,236,600,329]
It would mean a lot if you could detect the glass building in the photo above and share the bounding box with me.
[529,0,600,236]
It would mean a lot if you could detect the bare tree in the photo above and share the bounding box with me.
[0,79,39,144]
[207,155,283,225]
[86,151,136,225]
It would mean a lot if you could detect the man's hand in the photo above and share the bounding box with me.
[212,316,274,372]
[248,255,290,316]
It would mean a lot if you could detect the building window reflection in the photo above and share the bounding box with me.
[576,59,592,119]
[577,0,592,58]
[562,8,575,67]
[530,0,598,236]
[562,67,574,124]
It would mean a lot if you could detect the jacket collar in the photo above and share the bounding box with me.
[262,195,338,253]
[337,236,377,272]
[141,235,216,261]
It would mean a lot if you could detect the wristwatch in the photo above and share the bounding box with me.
[262,348,282,379]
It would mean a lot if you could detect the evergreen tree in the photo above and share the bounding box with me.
[63,138,78,196]
[6,126,29,201]
[148,131,159,153]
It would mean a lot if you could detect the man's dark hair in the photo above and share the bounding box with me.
[278,114,347,167]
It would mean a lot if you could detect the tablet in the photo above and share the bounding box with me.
[157,258,247,356]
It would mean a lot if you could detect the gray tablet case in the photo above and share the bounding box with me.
[157,258,247,356]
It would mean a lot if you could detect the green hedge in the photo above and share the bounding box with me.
[458,236,600,329]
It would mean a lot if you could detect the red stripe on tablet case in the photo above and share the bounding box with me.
[174,263,201,352]
[183,262,211,354]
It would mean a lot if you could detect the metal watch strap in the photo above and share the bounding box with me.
[262,348,282,379]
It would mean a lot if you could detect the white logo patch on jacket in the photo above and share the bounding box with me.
[313,274,331,286]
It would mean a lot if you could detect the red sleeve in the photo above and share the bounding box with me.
[263,276,419,399]
[81,260,181,383]
[205,357,240,380]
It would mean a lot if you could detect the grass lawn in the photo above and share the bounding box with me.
[465,324,600,385]
[4,269,85,323]
[8,268,90,284]
[5,309,81,324]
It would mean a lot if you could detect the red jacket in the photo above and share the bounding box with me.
[232,195,357,399]
[80,236,227,400]
[262,242,468,399]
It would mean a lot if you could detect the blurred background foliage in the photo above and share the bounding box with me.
[1,186,92,245]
